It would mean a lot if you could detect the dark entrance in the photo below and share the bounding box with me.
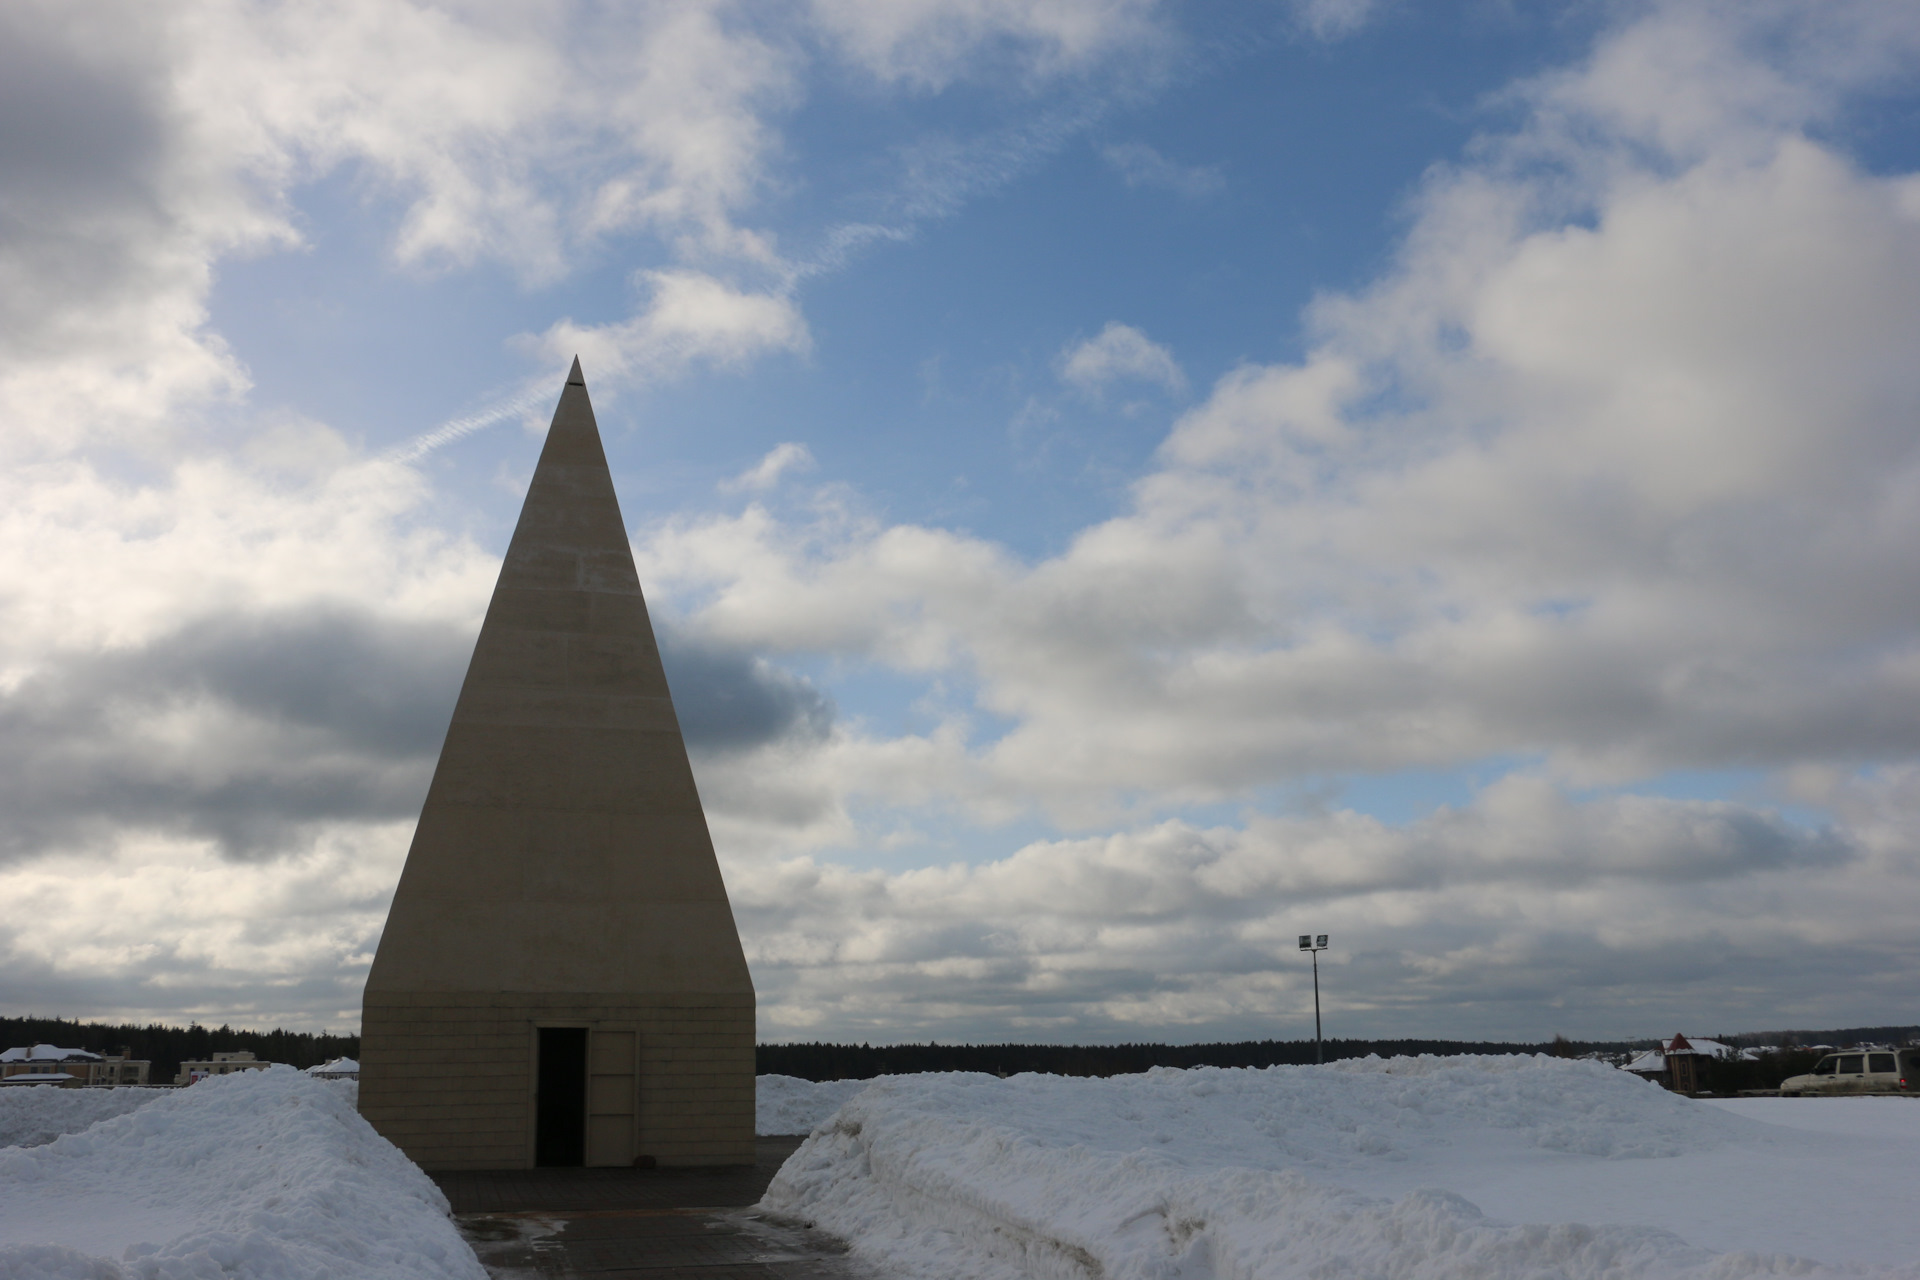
[535,1027,588,1167]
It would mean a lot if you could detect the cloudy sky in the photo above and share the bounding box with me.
[4,0,1919,1045]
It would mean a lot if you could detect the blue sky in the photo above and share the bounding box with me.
[3,0,1920,1044]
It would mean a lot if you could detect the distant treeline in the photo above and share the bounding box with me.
[0,1016,359,1083]
[759,1025,1920,1083]
[11,1015,1908,1088]
[756,1037,1633,1081]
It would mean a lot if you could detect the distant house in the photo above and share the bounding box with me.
[0,1044,150,1087]
[175,1050,274,1085]
[1663,1033,1727,1094]
[307,1057,359,1080]
[0,1044,96,1087]
[1622,1048,1668,1083]
[1622,1034,1736,1094]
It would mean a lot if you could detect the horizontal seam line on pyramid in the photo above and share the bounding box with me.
[409,806,710,816]
[452,694,678,702]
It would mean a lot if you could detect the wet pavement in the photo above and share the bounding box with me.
[437,1137,869,1280]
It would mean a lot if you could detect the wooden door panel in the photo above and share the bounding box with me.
[584,1028,636,1167]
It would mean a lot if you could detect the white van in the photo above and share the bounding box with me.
[1778,1048,1919,1096]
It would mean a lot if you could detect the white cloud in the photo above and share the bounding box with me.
[1288,0,1378,43]
[811,0,1161,87]
[198,0,799,276]
[734,775,1912,1041]
[0,827,408,1030]
[725,443,819,493]
[1101,141,1223,199]
[652,3,1920,807]
[1,0,1158,457]
[0,451,490,666]
[0,1,275,453]
[1059,322,1187,395]
[530,270,811,388]
[0,0,800,455]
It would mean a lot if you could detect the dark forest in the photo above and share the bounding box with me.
[8,1015,1908,1088]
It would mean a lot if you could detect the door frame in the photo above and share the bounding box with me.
[525,1019,641,1168]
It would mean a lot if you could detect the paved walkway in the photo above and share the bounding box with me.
[437,1138,869,1280]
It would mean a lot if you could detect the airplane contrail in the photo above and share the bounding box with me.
[382,384,549,465]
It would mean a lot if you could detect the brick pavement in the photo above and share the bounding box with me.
[438,1137,873,1280]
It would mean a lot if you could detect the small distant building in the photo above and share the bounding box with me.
[175,1050,273,1085]
[3,1044,97,1086]
[307,1057,359,1080]
[1623,1034,1735,1094]
[0,1045,149,1087]
[1622,1048,1668,1083]
[0,1073,83,1087]
[95,1050,151,1087]
[1663,1033,1736,1095]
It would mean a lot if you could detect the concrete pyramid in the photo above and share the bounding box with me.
[360,360,754,1170]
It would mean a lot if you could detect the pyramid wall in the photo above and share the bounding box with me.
[359,363,754,1170]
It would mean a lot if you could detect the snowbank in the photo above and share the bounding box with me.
[0,1086,167,1150]
[758,1074,873,1134]
[764,1055,1920,1280]
[0,1067,481,1280]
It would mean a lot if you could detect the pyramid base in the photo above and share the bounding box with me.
[359,991,754,1171]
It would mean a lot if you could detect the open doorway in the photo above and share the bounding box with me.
[535,1027,587,1167]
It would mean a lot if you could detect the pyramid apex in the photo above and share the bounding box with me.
[566,355,585,386]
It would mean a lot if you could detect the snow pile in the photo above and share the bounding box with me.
[757,1074,873,1134]
[0,1086,168,1149]
[765,1056,1920,1280]
[0,1066,481,1280]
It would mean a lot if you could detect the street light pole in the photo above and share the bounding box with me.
[1298,934,1329,1064]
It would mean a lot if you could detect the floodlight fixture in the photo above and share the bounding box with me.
[1299,933,1330,1063]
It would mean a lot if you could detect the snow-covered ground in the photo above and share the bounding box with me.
[764,1056,1920,1280]
[0,1068,481,1280]
[7,1061,1912,1279]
